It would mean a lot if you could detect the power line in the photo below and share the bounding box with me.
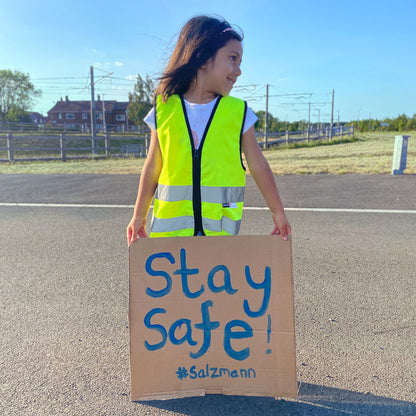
[279,102,330,106]
[268,93,313,98]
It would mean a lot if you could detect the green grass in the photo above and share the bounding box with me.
[0,131,414,175]
[264,131,415,174]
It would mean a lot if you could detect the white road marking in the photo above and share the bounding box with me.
[0,203,134,209]
[1,202,415,214]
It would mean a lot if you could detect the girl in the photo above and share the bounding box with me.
[127,15,291,243]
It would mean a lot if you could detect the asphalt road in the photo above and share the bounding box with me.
[1,174,415,415]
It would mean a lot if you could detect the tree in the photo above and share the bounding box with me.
[0,69,41,122]
[6,107,32,123]
[393,114,408,132]
[405,114,416,131]
[255,110,277,132]
[128,74,155,126]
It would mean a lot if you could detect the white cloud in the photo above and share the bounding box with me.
[125,74,137,81]
[115,61,124,67]
[93,62,111,70]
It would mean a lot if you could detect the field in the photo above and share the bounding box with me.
[265,131,415,174]
[0,131,414,175]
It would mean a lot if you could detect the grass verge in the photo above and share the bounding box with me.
[0,131,414,175]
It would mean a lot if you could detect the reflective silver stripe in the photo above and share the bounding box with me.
[156,184,193,202]
[152,215,241,235]
[156,184,245,203]
[201,186,245,204]
[203,216,241,235]
[151,216,194,233]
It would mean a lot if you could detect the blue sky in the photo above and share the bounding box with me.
[1,0,415,122]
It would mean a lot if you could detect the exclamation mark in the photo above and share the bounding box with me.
[266,314,272,355]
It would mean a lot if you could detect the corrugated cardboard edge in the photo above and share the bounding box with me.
[284,235,298,398]
[134,389,206,401]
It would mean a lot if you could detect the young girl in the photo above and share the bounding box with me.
[127,15,291,243]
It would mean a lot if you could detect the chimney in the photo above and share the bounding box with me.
[65,96,69,101]
[97,94,101,102]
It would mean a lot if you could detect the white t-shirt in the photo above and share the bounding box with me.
[144,96,258,149]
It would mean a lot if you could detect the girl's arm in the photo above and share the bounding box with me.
[127,129,162,244]
[242,125,291,239]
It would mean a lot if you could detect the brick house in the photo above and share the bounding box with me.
[47,96,130,130]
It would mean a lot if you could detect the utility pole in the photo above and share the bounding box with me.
[337,109,340,136]
[264,84,269,149]
[102,95,106,134]
[314,108,321,136]
[90,66,97,154]
[307,102,311,142]
[330,89,334,140]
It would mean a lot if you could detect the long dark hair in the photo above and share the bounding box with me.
[155,16,243,101]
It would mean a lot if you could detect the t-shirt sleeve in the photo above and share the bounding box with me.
[144,107,156,131]
[243,106,258,134]
[145,103,257,134]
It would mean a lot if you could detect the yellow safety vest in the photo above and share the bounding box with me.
[150,94,247,237]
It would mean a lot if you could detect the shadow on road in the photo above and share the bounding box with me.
[137,383,416,415]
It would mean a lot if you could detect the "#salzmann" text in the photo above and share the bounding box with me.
[176,364,256,380]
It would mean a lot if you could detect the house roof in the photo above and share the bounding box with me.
[48,99,129,113]
[30,112,45,118]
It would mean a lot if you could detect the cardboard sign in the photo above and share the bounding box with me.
[129,235,297,401]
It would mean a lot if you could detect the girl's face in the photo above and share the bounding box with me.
[202,39,243,97]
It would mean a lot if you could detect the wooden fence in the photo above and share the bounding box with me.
[0,122,149,135]
[258,125,355,148]
[0,125,354,162]
[0,133,150,162]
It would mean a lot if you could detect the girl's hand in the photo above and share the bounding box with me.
[126,129,161,246]
[271,211,291,240]
[127,217,148,245]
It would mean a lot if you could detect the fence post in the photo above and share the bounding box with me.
[285,130,289,145]
[7,133,14,161]
[105,133,110,156]
[60,134,66,161]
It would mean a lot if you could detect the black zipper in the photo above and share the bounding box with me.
[180,95,222,236]
[192,147,204,235]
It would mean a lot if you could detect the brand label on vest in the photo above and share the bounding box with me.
[222,202,238,209]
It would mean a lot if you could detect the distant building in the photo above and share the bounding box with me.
[47,96,130,130]
[30,112,47,125]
